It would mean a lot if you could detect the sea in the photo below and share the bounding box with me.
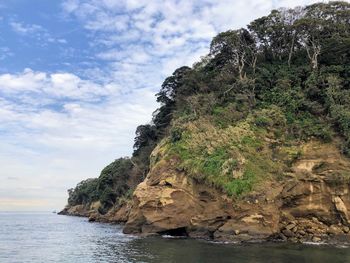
[1,212,350,263]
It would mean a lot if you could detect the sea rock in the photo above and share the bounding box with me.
[333,196,350,225]
[88,215,96,222]
[285,223,296,231]
[282,229,294,238]
[312,236,322,243]
[58,204,90,217]
[328,225,343,236]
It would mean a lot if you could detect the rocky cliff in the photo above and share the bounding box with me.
[65,132,350,245]
[123,139,350,243]
[61,137,350,243]
[60,2,350,244]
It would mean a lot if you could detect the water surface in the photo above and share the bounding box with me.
[1,212,350,263]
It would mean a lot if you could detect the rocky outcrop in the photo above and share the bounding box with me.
[123,161,231,237]
[59,201,131,224]
[58,204,92,217]
[123,141,350,243]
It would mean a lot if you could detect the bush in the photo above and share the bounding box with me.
[254,115,272,127]
[67,178,99,206]
[170,128,183,143]
[167,112,286,198]
[99,187,117,214]
[342,139,350,157]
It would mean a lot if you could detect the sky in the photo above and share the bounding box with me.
[0,0,326,211]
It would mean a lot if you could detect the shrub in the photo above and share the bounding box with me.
[170,128,183,143]
[342,138,350,157]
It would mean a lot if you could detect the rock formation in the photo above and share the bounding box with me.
[122,141,350,243]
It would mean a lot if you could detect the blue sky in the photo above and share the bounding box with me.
[0,1,90,73]
[0,0,323,211]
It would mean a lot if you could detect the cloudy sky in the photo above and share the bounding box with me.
[0,0,325,211]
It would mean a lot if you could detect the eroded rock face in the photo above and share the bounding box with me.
[123,141,350,243]
[124,158,230,237]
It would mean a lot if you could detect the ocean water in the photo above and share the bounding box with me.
[1,212,350,263]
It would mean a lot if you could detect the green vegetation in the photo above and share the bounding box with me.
[164,107,287,197]
[67,158,134,214]
[67,178,99,206]
[67,2,350,207]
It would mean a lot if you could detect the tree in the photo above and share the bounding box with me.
[156,66,192,105]
[210,29,257,80]
[326,75,350,139]
[133,124,157,155]
[295,17,323,70]
[153,66,192,133]
[281,7,305,67]
[248,7,305,66]
[67,178,99,206]
[294,2,350,70]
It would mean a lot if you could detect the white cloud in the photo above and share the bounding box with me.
[0,68,157,211]
[9,20,68,45]
[0,47,13,60]
[61,0,80,13]
[62,0,323,80]
[0,68,117,100]
[10,21,44,34]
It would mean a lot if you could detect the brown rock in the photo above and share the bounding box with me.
[124,167,228,237]
[328,225,343,235]
[312,236,322,242]
[88,216,96,222]
[291,227,298,233]
[110,204,130,222]
[282,229,294,238]
[279,233,288,241]
[298,230,306,236]
[333,196,350,225]
[285,223,296,231]
[306,228,314,234]
[290,237,299,243]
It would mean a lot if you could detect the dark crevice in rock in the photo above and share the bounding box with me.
[164,181,172,187]
[208,231,215,240]
[159,227,188,237]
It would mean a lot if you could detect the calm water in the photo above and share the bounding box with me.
[1,212,350,263]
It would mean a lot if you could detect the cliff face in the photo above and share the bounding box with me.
[123,140,350,243]
[60,2,350,244]
[60,119,350,243]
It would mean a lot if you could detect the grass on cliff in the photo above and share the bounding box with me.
[165,107,289,197]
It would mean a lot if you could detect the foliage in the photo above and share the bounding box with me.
[67,178,99,206]
[166,109,287,197]
[67,158,133,213]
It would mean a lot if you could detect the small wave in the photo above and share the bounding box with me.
[161,235,187,239]
[302,241,326,246]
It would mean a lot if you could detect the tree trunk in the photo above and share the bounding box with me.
[288,32,296,67]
